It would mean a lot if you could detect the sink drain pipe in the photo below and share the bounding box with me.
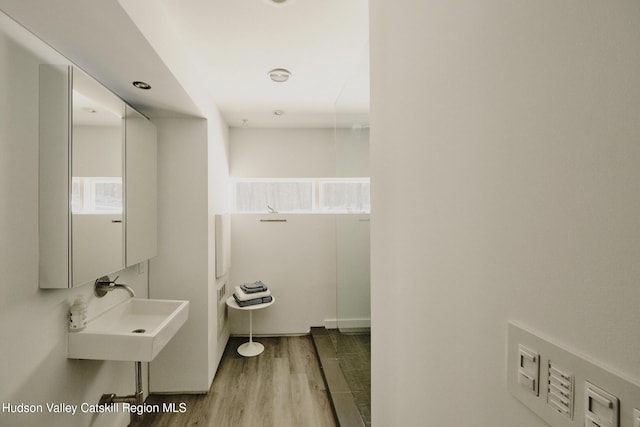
[99,361,144,425]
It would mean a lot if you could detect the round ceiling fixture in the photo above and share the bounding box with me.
[273,110,285,116]
[132,81,151,90]
[264,0,294,6]
[268,68,291,83]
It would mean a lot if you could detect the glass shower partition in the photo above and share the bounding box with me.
[334,44,371,426]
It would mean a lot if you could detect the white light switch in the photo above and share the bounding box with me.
[548,361,574,419]
[633,408,640,427]
[585,382,618,427]
[519,371,535,390]
[518,345,539,396]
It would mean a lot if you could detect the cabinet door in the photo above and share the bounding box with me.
[71,68,126,286]
[39,65,126,288]
[125,106,157,266]
[39,64,71,288]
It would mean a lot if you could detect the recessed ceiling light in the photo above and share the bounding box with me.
[268,68,291,83]
[132,81,151,90]
[273,110,285,116]
[264,0,294,6]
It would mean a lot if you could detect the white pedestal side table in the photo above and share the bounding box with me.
[226,295,275,357]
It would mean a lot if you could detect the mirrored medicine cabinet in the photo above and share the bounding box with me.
[39,65,157,289]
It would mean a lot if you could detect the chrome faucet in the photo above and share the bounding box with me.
[94,275,136,298]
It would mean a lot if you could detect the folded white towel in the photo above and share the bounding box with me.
[234,286,271,302]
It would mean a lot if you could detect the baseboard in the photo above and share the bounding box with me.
[324,319,337,329]
[324,317,371,330]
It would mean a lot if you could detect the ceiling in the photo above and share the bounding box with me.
[0,0,369,128]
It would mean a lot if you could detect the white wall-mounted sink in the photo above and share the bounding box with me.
[68,298,189,362]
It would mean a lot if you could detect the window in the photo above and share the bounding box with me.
[233,179,313,213]
[233,178,370,214]
[318,178,370,213]
[72,177,123,214]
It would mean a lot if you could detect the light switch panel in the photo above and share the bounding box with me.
[548,361,574,419]
[585,382,618,427]
[508,323,640,427]
[518,345,540,396]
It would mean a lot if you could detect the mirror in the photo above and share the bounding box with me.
[39,65,125,288]
[71,70,125,286]
[124,105,157,267]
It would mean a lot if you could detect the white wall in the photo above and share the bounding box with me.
[231,127,370,179]
[0,13,149,427]
[370,1,640,426]
[149,118,206,392]
[230,128,335,178]
[228,127,371,334]
[335,126,370,329]
[149,114,230,392]
[336,214,370,329]
[206,112,231,381]
[229,214,337,334]
[229,128,339,334]
[335,127,369,177]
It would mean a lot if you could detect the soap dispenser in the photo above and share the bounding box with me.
[69,296,87,332]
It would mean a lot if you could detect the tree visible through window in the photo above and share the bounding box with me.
[233,178,370,213]
[71,177,123,213]
[318,179,370,213]
[234,180,313,213]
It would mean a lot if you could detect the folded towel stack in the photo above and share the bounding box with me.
[233,281,273,307]
[241,281,268,293]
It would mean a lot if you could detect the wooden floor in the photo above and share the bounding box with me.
[135,336,337,427]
